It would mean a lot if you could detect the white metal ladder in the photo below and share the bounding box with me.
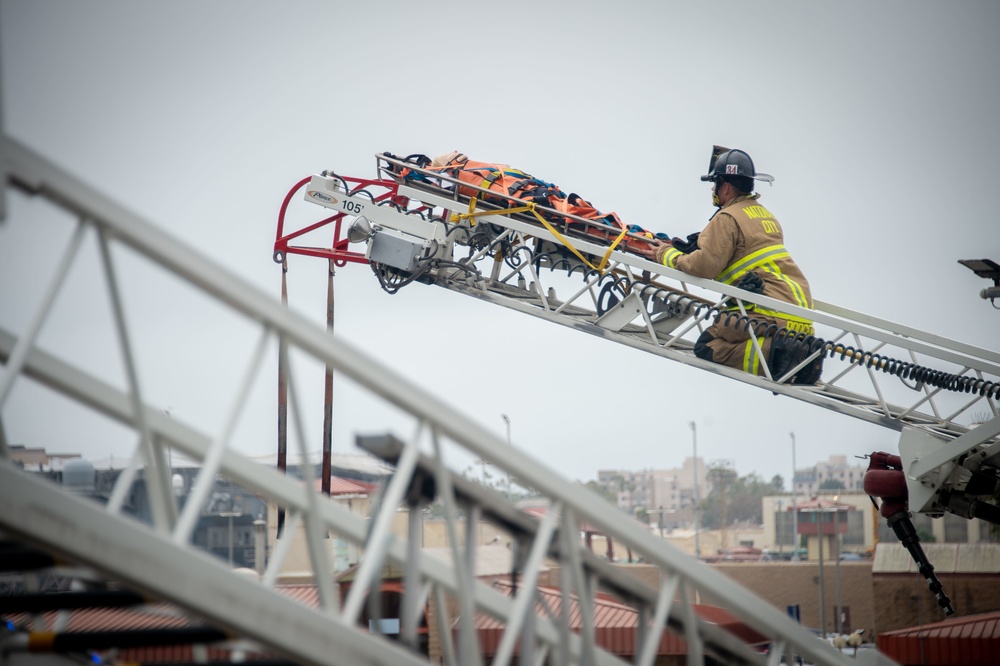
[0,136,889,665]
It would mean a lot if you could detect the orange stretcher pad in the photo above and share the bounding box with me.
[383,152,669,257]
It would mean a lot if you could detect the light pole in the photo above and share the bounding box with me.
[790,432,799,562]
[834,498,843,635]
[501,413,512,502]
[817,507,827,637]
[776,498,784,558]
[690,421,700,558]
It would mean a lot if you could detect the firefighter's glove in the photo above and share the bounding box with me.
[670,232,700,254]
[432,151,468,168]
[736,271,764,294]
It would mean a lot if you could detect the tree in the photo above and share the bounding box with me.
[819,478,846,490]
[582,480,618,505]
[699,463,736,529]
[770,474,785,493]
[699,466,776,529]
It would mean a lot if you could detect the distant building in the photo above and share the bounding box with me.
[762,490,999,559]
[597,457,714,526]
[793,454,867,496]
[873,543,1000,635]
[762,492,876,558]
[11,446,271,570]
[8,444,80,471]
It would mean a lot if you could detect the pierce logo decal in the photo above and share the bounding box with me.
[307,190,337,204]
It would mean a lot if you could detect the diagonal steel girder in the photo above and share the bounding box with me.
[2,134,866,666]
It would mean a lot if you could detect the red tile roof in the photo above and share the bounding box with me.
[2,584,321,663]
[792,498,854,511]
[878,611,1000,665]
[313,476,378,495]
[475,580,768,657]
[5,577,768,662]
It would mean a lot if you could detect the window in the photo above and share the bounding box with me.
[842,512,865,546]
[208,527,227,548]
[775,511,795,546]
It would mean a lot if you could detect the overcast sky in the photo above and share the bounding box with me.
[2,1,998,489]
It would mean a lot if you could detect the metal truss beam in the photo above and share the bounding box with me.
[0,134,868,665]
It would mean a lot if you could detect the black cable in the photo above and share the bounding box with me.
[626,275,1000,398]
[351,180,997,398]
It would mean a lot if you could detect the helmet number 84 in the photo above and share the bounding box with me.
[344,201,365,214]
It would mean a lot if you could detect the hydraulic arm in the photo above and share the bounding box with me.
[863,452,955,615]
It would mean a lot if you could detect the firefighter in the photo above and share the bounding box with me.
[637,147,822,384]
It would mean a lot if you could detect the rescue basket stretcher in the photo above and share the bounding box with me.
[375,151,671,268]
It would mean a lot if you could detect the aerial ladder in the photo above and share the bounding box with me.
[276,152,1000,614]
[0,135,995,666]
[277,152,1000,506]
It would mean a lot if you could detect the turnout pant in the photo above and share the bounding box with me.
[693,314,818,381]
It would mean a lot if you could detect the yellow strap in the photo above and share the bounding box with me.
[464,195,479,226]
[479,171,500,189]
[599,226,630,272]
[450,202,625,273]
[449,202,533,224]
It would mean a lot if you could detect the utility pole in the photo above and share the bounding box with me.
[776,498,784,558]
[817,508,827,637]
[690,421,700,558]
[321,259,335,497]
[790,432,799,562]
[277,261,289,538]
[835,501,843,635]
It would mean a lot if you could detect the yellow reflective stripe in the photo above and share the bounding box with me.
[740,303,812,326]
[661,247,683,268]
[723,302,813,329]
[717,244,788,284]
[742,339,760,375]
[759,263,810,309]
[785,320,814,334]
